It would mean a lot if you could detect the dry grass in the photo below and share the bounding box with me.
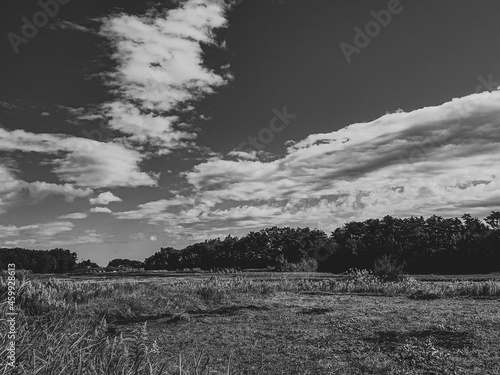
[1,273,500,374]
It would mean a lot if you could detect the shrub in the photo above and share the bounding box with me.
[196,285,226,304]
[275,257,318,272]
[373,255,406,282]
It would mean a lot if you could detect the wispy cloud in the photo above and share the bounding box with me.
[113,90,500,238]
[0,222,107,248]
[58,212,88,220]
[90,207,112,214]
[0,221,74,239]
[0,128,158,188]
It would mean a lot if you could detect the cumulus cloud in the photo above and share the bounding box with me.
[99,0,231,153]
[90,207,113,214]
[89,191,123,205]
[113,90,500,238]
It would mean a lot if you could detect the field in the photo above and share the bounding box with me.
[1,271,500,374]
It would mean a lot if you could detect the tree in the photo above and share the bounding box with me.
[76,259,100,269]
[485,211,500,229]
[107,259,145,269]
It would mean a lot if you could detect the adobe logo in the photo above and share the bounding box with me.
[7,0,71,54]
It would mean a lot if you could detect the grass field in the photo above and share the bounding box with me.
[1,272,500,374]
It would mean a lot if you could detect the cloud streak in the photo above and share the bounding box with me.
[114,90,500,238]
[0,128,158,189]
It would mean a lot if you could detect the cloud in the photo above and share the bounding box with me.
[3,229,107,248]
[56,20,92,33]
[89,191,123,205]
[52,139,158,188]
[0,220,109,248]
[58,212,88,220]
[0,128,158,188]
[0,164,22,214]
[113,195,195,222]
[0,164,92,214]
[90,207,112,214]
[112,90,500,239]
[28,182,92,202]
[0,221,74,239]
[99,0,231,153]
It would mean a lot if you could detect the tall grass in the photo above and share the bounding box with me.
[1,272,500,373]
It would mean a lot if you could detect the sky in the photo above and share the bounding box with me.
[0,0,499,265]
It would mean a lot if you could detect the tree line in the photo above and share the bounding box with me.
[0,248,77,273]
[1,212,499,274]
[145,212,500,274]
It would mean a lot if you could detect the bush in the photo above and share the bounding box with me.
[196,286,226,304]
[373,255,406,282]
[275,257,318,272]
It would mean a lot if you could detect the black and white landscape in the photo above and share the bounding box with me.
[1,1,500,374]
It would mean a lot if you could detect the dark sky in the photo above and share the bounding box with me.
[1,0,499,265]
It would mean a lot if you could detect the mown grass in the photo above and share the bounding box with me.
[1,271,500,374]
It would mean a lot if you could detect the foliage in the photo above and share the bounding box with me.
[322,212,500,274]
[142,212,500,275]
[373,254,407,281]
[0,248,77,273]
[107,259,145,269]
[275,256,318,272]
[3,211,500,276]
[76,259,100,269]
[145,227,327,271]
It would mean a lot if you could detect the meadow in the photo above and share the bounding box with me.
[1,271,500,374]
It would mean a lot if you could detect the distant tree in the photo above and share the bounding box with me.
[141,212,500,274]
[76,259,100,269]
[107,259,145,269]
[144,248,179,270]
[0,248,77,273]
